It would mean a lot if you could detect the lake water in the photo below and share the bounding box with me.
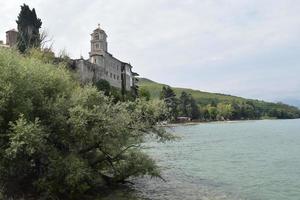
[128,119,300,200]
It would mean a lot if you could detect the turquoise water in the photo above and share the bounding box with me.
[132,119,300,200]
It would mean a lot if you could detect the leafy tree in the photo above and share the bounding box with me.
[210,99,218,107]
[177,91,200,120]
[207,105,218,120]
[178,91,191,117]
[190,96,200,119]
[217,103,233,120]
[231,101,242,120]
[129,85,138,100]
[202,108,210,121]
[26,48,55,64]
[0,48,174,199]
[160,86,178,120]
[139,88,151,101]
[95,79,111,96]
[16,4,42,53]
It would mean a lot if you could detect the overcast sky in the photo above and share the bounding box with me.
[1,0,300,105]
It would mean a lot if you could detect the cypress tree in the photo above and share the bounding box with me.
[160,86,178,120]
[178,91,200,119]
[16,4,42,53]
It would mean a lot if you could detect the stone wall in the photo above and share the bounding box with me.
[74,26,136,91]
[124,63,133,91]
[74,56,135,91]
[74,59,105,84]
[6,30,18,47]
[103,52,122,88]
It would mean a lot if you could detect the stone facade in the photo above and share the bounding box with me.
[0,29,18,48]
[74,25,137,91]
[6,29,18,47]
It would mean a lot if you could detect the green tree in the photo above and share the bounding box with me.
[207,105,218,120]
[178,91,191,117]
[95,79,111,96]
[160,86,178,120]
[0,48,174,199]
[190,96,200,119]
[26,48,55,64]
[217,103,233,120]
[177,92,200,120]
[231,101,242,120]
[16,4,42,53]
[139,87,151,101]
[202,108,210,121]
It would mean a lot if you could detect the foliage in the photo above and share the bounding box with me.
[26,48,56,64]
[139,88,151,101]
[16,4,42,53]
[94,80,137,103]
[190,96,201,119]
[139,78,300,121]
[178,92,192,117]
[0,48,172,199]
[160,88,200,121]
[95,79,111,96]
[160,86,178,120]
[216,103,233,120]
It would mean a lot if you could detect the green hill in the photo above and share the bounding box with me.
[138,78,300,120]
[138,78,246,105]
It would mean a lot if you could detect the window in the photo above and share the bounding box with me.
[117,75,119,80]
[113,74,116,79]
[110,73,112,78]
[95,34,99,40]
[95,44,99,49]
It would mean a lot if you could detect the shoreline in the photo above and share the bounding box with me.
[166,118,300,126]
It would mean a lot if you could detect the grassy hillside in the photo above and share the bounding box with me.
[138,78,300,119]
[138,78,245,105]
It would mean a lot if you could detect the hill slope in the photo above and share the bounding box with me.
[138,78,300,119]
[138,78,245,105]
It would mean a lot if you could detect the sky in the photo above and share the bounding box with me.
[1,0,300,106]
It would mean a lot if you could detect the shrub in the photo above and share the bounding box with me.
[0,48,172,199]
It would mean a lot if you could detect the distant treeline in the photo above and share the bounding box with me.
[138,80,300,122]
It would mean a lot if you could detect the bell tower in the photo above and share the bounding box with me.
[89,24,108,64]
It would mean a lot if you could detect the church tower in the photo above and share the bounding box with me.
[89,24,108,65]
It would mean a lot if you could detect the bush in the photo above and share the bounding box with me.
[139,88,151,101]
[0,48,172,199]
[95,79,111,96]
